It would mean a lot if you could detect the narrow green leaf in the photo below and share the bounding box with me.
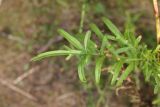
[100,36,107,54]
[32,50,82,61]
[65,54,73,60]
[124,29,135,45]
[102,37,119,58]
[102,17,122,37]
[142,62,148,80]
[87,40,97,52]
[155,45,160,53]
[117,62,134,86]
[154,85,159,94]
[105,34,116,41]
[78,63,86,83]
[102,17,127,45]
[84,31,91,50]
[63,45,72,50]
[158,74,160,79]
[111,61,123,85]
[84,55,91,64]
[78,56,87,83]
[90,23,103,40]
[95,56,105,84]
[135,36,142,46]
[146,64,152,81]
[154,77,160,94]
[153,97,160,104]
[116,47,132,54]
[58,29,83,49]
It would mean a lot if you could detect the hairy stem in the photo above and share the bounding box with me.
[153,0,160,44]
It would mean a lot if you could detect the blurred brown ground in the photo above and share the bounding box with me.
[0,0,156,107]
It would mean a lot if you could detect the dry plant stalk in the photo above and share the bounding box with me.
[153,0,160,44]
[0,79,37,101]
[0,0,2,6]
[13,66,39,84]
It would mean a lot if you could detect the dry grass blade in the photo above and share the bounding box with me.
[0,79,37,101]
[13,66,40,84]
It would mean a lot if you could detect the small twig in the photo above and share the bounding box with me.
[13,66,39,84]
[0,33,27,45]
[7,34,27,45]
[56,92,74,102]
[153,0,160,44]
[0,79,37,101]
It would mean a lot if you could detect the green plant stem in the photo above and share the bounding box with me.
[79,0,87,33]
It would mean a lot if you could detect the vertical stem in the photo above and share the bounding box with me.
[153,0,160,44]
[79,0,87,33]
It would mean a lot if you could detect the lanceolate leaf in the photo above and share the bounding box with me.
[111,61,123,85]
[154,77,160,94]
[135,36,142,46]
[78,62,86,83]
[32,50,82,61]
[102,17,127,45]
[65,54,73,60]
[58,29,83,49]
[102,17,122,37]
[154,85,159,94]
[104,38,119,58]
[105,34,116,41]
[153,98,160,104]
[87,40,97,53]
[95,56,105,84]
[64,45,72,50]
[143,62,152,81]
[78,56,88,83]
[100,36,107,54]
[117,62,134,86]
[115,47,132,54]
[84,31,91,50]
[98,35,118,58]
[90,23,103,40]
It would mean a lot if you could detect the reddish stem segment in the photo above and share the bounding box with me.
[153,0,160,44]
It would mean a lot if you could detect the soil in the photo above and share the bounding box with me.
[0,0,156,107]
